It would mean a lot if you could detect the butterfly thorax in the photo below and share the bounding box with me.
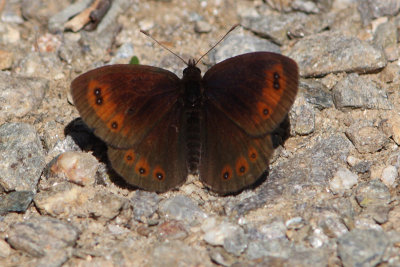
[182,63,203,107]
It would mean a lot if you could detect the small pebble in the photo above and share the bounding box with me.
[329,168,358,194]
[50,151,98,186]
[380,165,397,187]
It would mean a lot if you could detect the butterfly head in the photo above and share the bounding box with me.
[182,58,201,83]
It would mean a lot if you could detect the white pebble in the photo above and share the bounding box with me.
[381,165,397,187]
[330,168,358,193]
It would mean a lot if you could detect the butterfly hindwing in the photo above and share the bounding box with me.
[203,52,298,136]
[71,64,182,149]
[199,103,274,194]
[107,104,187,192]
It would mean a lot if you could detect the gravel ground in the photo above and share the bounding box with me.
[1,0,400,266]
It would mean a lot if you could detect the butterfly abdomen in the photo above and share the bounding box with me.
[184,105,203,174]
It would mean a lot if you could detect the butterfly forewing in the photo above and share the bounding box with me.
[203,52,298,136]
[71,64,182,149]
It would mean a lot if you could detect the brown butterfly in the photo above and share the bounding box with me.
[71,50,298,194]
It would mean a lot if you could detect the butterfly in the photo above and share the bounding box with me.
[71,51,298,194]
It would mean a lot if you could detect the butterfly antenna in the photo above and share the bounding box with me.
[140,29,188,65]
[195,24,240,65]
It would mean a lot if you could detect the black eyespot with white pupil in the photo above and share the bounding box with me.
[223,172,230,179]
[273,72,280,90]
[94,88,103,105]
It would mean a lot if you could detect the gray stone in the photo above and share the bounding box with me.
[0,123,46,192]
[21,0,68,22]
[131,191,160,222]
[88,191,127,221]
[289,31,387,77]
[7,216,79,257]
[223,227,248,256]
[242,12,330,44]
[358,0,400,25]
[299,79,333,109]
[356,179,391,208]
[203,221,247,254]
[194,20,212,33]
[259,220,287,240]
[351,160,371,174]
[0,72,48,121]
[337,229,390,267]
[0,191,34,215]
[211,33,280,64]
[346,125,388,154]
[291,96,315,135]
[356,180,391,224]
[373,21,398,50]
[333,73,392,110]
[159,195,207,224]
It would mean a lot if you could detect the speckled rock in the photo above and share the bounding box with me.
[332,73,392,110]
[337,229,390,267]
[0,123,45,192]
[0,73,48,121]
[159,195,207,224]
[7,216,79,257]
[289,31,387,77]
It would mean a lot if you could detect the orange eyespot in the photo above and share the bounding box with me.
[124,150,135,165]
[248,147,258,162]
[135,158,150,176]
[108,113,125,133]
[221,165,233,180]
[256,101,272,120]
[235,156,249,176]
[153,166,166,181]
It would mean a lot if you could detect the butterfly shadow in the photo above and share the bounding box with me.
[64,118,140,190]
